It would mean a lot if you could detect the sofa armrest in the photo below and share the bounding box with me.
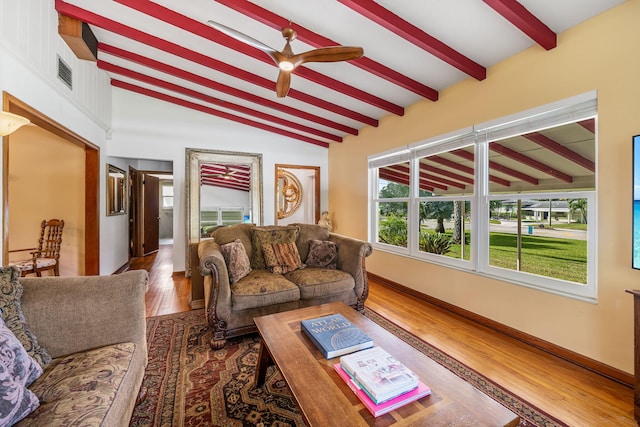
[19,270,148,360]
[329,233,373,299]
[198,240,232,325]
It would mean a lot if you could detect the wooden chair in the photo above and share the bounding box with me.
[9,219,65,277]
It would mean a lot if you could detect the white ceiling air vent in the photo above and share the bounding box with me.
[57,55,73,90]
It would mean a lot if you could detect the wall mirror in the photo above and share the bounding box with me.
[186,149,263,270]
[106,164,127,216]
[275,164,320,225]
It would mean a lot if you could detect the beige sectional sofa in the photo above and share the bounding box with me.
[3,269,148,426]
[198,223,373,348]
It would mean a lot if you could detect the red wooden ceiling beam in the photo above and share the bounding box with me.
[115,0,402,116]
[523,132,595,173]
[379,170,435,193]
[385,166,448,191]
[202,174,250,188]
[418,161,474,185]
[578,118,596,134]
[201,164,251,176]
[387,164,464,189]
[201,178,249,192]
[451,149,530,186]
[99,60,343,143]
[216,0,438,101]
[100,44,356,136]
[338,0,486,80]
[55,1,377,127]
[483,0,556,50]
[111,80,330,148]
[490,144,573,183]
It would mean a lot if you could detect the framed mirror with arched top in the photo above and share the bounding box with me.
[275,164,320,225]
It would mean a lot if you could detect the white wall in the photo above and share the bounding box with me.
[109,88,329,272]
[0,1,120,275]
[201,186,250,212]
[1,0,329,275]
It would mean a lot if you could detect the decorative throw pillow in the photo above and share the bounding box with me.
[0,266,51,368]
[262,242,305,274]
[251,226,300,269]
[221,239,252,284]
[0,316,42,425]
[305,240,339,269]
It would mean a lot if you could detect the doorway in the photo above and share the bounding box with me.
[2,92,99,275]
[129,168,173,258]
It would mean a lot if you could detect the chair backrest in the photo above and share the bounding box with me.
[38,219,64,260]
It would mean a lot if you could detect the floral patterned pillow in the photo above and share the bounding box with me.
[305,240,338,269]
[221,239,252,284]
[262,242,305,274]
[0,266,51,368]
[251,226,300,269]
[0,316,42,425]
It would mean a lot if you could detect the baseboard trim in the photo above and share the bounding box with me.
[190,299,204,309]
[113,262,130,275]
[367,272,633,388]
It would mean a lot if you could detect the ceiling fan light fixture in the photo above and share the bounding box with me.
[278,61,295,71]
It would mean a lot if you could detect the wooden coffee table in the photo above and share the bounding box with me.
[254,302,519,426]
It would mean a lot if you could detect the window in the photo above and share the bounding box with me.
[369,92,597,301]
[374,159,410,250]
[161,181,174,209]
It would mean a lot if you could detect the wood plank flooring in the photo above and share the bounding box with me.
[130,244,635,426]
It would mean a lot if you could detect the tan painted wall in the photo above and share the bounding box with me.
[7,125,85,276]
[329,0,640,373]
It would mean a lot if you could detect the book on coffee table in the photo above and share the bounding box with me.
[340,346,420,404]
[301,313,373,359]
[333,363,431,417]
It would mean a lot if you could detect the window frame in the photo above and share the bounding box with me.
[368,92,597,302]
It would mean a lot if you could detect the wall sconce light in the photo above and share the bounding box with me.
[0,111,30,136]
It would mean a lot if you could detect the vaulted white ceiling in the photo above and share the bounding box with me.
[55,0,623,151]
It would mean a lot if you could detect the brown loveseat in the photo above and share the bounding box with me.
[198,223,372,348]
[13,270,148,426]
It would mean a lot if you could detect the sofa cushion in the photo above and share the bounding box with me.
[0,266,51,368]
[262,242,305,274]
[211,223,254,257]
[231,270,300,310]
[251,225,300,269]
[22,342,136,426]
[0,317,41,426]
[305,239,338,269]
[221,239,252,284]
[285,268,355,299]
[294,224,331,261]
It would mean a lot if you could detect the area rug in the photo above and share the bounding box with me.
[130,308,567,427]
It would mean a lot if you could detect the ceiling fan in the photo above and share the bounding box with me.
[207,20,364,98]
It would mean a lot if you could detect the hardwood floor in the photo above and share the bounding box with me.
[129,244,192,317]
[130,244,635,426]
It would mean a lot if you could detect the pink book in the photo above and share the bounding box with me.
[333,363,431,417]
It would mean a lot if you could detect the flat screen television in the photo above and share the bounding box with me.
[634,135,640,269]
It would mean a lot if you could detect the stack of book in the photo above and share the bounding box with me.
[336,346,431,417]
[301,313,374,359]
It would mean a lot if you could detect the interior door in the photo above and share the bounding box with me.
[143,174,160,255]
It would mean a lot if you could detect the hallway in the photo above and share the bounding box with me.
[129,243,191,317]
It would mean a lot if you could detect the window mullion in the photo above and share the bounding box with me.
[475,134,489,272]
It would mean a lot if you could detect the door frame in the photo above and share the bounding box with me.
[2,92,100,274]
[129,168,172,258]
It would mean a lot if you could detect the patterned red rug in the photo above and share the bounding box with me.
[130,308,567,427]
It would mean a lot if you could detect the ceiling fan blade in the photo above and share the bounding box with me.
[207,20,278,57]
[276,70,291,98]
[293,46,364,67]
